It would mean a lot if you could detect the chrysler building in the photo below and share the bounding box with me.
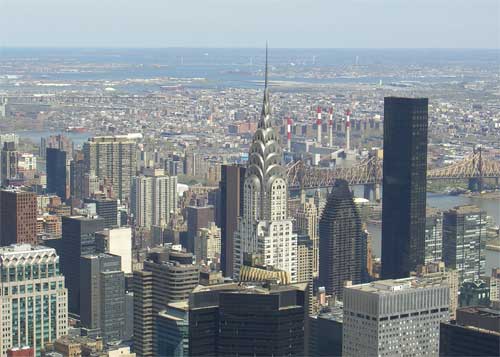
[234,48,297,282]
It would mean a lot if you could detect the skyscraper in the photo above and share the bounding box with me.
[381,97,428,279]
[233,52,297,282]
[84,197,118,228]
[188,282,307,356]
[46,148,68,200]
[60,216,105,314]
[0,189,37,246]
[319,179,363,299]
[443,205,487,284]
[95,227,132,274]
[80,253,125,343]
[70,154,86,200]
[1,142,18,186]
[425,207,443,263]
[133,248,199,357]
[343,277,449,356]
[186,206,214,254]
[0,244,68,356]
[130,168,177,229]
[295,195,319,277]
[219,164,245,278]
[83,135,138,201]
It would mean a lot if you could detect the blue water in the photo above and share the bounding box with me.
[1,48,497,90]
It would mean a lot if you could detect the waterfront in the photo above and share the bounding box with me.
[366,192,500,258]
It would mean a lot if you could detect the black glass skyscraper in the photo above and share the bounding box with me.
[381,97,428,279]
[219,164,245,277]
[46,147,67,200]
[319,179,363,299]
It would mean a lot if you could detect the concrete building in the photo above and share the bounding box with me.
[130,169,177,229]
[319,179,363,299]
[83,135,138,201]
[297,234,314,315]
[443,205,487,283]
[295,195,319,277]
[343,277,449,356]
[424,207,443,263]
[0,244,68,356]
[95,227,132,274]
[382,97,428,279]
[0,189,37,246]
[59,216,105,314]
[157,301,189,357]
[219,164,245,278]
[194,222,221,266]
[233,69,297,282]
[133,248,199,357]
[80,253,125,343]
[186,206,214,254]
[414,261,459,320]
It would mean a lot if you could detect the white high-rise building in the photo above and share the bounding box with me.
[0,244,68,356]
[234,54,297,282]
[343,277,450,357]
[131,168,177,229]
[96,227,133,274]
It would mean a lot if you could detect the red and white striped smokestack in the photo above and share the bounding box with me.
[287,117,292,151]
[345,109,352,151]
[328,107,333,148]
[316,106,322,145]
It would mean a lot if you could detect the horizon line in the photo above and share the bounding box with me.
[1,46,499,51]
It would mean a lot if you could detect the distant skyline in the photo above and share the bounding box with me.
[1,0,498,49]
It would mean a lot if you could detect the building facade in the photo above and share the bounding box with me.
[295,195,319,277]
[0,244,68,356]
[59,216,105,314]
[83,135,138,201]
[219,164,245,278]
[130,169,177,230]
[46,148,68,200]
[382,97,428,279]
[425,208,443,263]
[133,249,199,357]
[233,65,297,282]
[80,253,125,343]
[443,205,487,283]
[343,277,449,356]
[319,180,363,299]
[0,189,37,246]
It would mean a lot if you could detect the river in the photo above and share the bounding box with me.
[365,192,499,258]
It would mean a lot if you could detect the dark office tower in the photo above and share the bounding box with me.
[46,148,68,200]
[0,189,37,246]
[60,216,105,315]
[70,153,86,200]
[381,97,428,279]
[84,197,118,228]
[186,206,214,253]
[219,164,245,277]
[1,142,18,186]
[189,282,307,357]
[319,179,363,299]
[80,253,125,343]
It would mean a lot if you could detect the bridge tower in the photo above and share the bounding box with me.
[468,146,484,192]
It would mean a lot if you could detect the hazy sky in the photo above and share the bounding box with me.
[1,0,498,48]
